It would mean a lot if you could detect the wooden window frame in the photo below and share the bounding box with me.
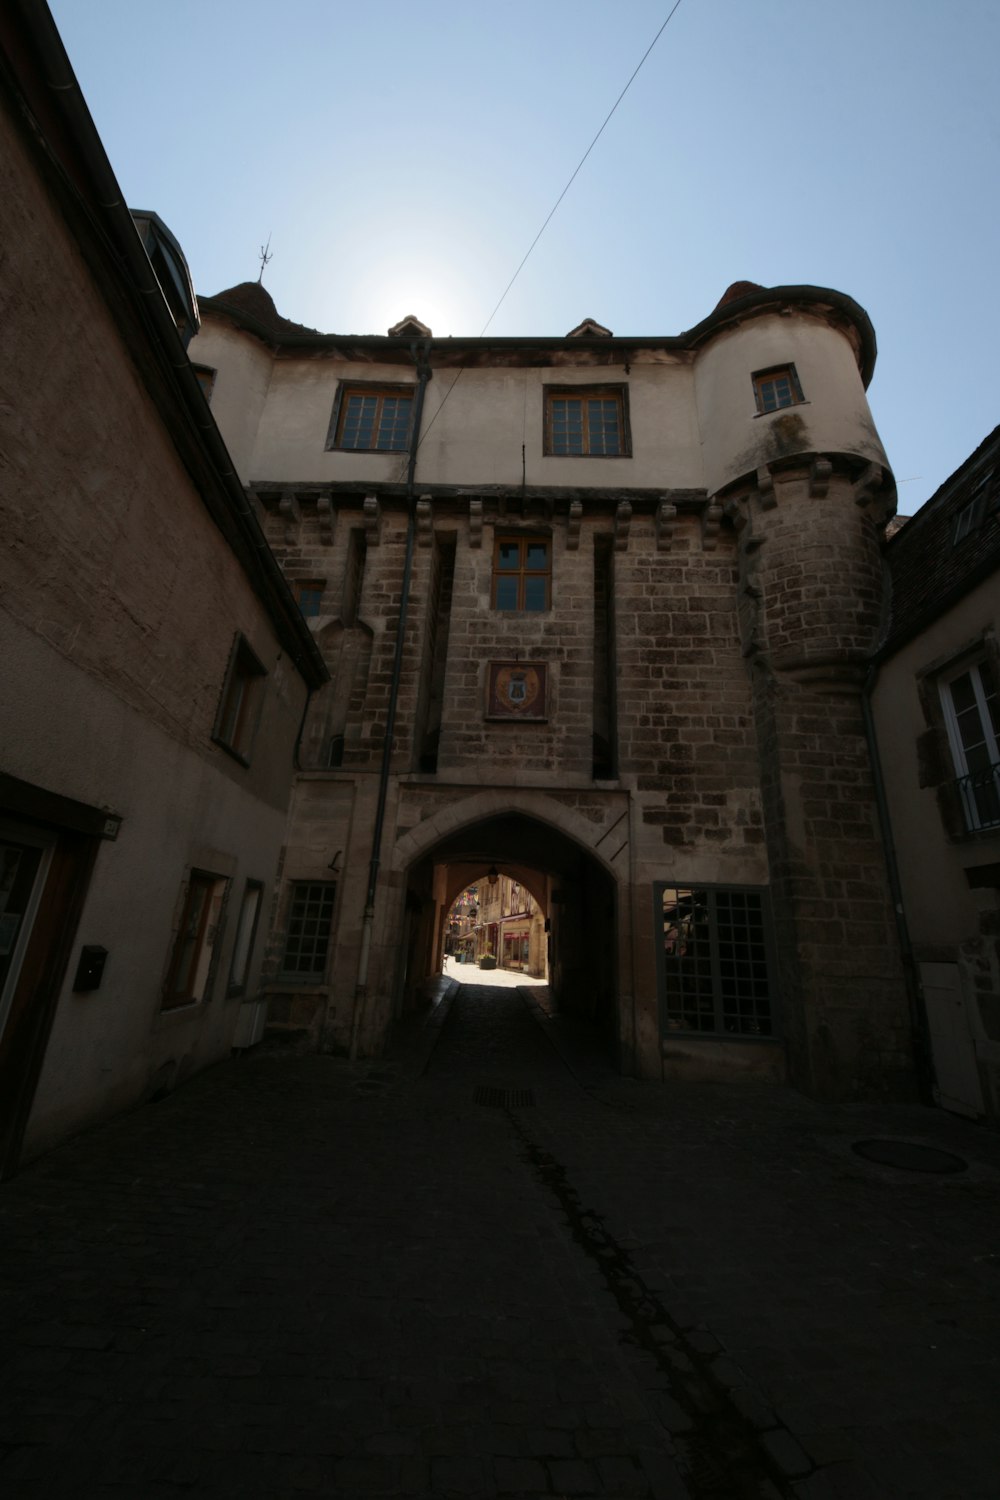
[293,579,325,619]
[162,870,229,1011]
[491,535,552,612]
[213,633,267,766]
[752,364,805,415]
[543,385,630,458]
[326,381,414,453]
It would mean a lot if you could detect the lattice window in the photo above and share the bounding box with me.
[658,884,775,1038]
[281,882,338,980]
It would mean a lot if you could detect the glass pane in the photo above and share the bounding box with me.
[497,543,520,570]
[341,394,377,448]
[495,577,518,610]
[523,576,547,611]
[525,543,548,571]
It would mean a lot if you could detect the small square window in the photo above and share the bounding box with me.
[492,536,551,612]
[213,634,267,765]
[327,383,413,452]
[544,386,628,457]
[163,870,228,1010]
[281,881,337,980]
[293,579,325,618]
[752,365,805,414]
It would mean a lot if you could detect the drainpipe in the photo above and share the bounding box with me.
[349,344,433,1061]
[861,663,935,1104]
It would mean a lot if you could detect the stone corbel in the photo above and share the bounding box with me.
[809,458,833,498]
[614,500,632,552]
[416,495,433,546]
[853,463,884,509]
[701,501,723,550]
[363,493,381,546]
[316,494,334,546]
[723,495,749,533]
[277,493,301,545]
[755,465,776,510]
[469,498,483,548]
[655,500,676,552]
[566,499,583,551]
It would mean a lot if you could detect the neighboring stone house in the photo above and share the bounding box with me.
[188,272,916,1101]
[871,426,1000,1122]
[0,4,326,1174]
[471,875,546,979]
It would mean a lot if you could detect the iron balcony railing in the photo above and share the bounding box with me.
[956,761,1000,833]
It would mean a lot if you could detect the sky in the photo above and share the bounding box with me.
[49,0,1000,511]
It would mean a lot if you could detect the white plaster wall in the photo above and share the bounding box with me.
[186,321,275,484]
[212,347,705,491]
[3,609,288,1160]
[872,578,1000,942]
[694,313,890,495]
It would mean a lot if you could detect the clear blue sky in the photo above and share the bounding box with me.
[50,0,1000,510]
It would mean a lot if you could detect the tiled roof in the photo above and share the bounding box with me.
[714,280,765,309]
[882,424,1000,654]
[199,281,320,338]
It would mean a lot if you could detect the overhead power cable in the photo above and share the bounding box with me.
[408,1,686,464]
[478,0,685,340]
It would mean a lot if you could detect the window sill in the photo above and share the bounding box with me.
[542,452,631,460]
[753,401,810,419]
[326,446,409,456]
[154,999,205,1028]
[211,735,251,768]
[268,979,330,991]
[662,1028,781,1045]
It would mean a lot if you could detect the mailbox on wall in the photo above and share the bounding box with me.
[73,945,108,993]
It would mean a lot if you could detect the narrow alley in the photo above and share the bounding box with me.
[2,978,999,1499]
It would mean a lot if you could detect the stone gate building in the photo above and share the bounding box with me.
[188,278,916,1100]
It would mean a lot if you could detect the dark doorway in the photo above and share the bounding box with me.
[401,813,619,1062]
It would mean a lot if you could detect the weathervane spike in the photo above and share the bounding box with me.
[257,232,273,284]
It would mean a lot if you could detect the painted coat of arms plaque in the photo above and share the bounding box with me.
[486,662,547,721]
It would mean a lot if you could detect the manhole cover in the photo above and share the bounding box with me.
[852,1138,967,1174]
[473,1086,535,1108]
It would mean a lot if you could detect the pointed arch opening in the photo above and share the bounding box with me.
[396,811,620,1060]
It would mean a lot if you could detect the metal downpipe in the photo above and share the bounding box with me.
[349,347,432,1060]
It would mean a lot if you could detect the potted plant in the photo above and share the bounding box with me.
[479,944,497,970]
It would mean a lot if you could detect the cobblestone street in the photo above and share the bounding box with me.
[2,979,1000,1498]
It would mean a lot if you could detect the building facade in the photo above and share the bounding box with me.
[188,276,916,1100]
[0,3,326,1174]
[872,425,1000,1121]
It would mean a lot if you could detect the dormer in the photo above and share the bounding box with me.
[388,314,433,338]
[566,317,613,339]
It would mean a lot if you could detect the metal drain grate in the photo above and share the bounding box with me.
[852,1138,967,1174]
[473,1085,535,1108]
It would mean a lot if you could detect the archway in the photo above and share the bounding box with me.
[397,811,620,1059]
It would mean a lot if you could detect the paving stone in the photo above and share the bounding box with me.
[493,1455,548,1491]
[595,1452,650,1493]
[547,1456,599,1492]
[1,982,999,1499]
[430,1454,486,1492]
[759,1426,815,1477]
